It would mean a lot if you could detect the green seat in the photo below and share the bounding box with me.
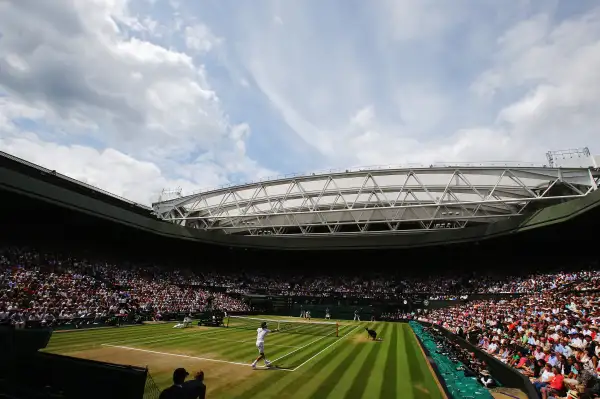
[409,322,493,398]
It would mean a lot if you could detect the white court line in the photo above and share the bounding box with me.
[291,325,361,371]
[271,331,337,363]
[103,327,358,372]
[101,344,293,371]
[114,329,300,349]
[108,324,349,348]
[203,336,301,349]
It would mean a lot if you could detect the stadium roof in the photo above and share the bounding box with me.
[153,164,600,236]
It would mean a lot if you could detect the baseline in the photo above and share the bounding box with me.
[101,344,294,371]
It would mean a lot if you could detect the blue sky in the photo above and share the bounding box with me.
[0,0,599,204]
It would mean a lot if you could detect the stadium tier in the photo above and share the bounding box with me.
[226,316,339,337]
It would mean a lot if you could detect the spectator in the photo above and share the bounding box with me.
[159,368,189,399]
[540,366,565,399]
[183,371,206,399]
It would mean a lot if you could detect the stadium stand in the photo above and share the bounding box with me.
[422,281,600,398]
[2,245,599,327]
[2,155,600,398]
[0,245,249,329]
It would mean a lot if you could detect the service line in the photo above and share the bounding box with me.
[291,324,361,371]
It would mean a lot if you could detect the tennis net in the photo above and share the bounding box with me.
[226,316,339,337]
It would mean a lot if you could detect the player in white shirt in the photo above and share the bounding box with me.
[173,315,193,329]
[251,322,279,369]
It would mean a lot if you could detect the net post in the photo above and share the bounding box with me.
[226,316,230,328]
[336,323,339,337]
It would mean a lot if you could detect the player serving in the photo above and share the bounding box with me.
[251,321,279,369]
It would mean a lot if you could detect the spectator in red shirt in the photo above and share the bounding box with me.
[540,367,565,399]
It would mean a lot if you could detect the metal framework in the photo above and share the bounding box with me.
[546,147,596,168]
[153,166,600,236]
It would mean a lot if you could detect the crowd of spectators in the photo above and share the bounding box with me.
[2,243,600,329]
[3,243,600,394]
[424,281,600,398]
[0,246,250,327]
[193,267,600,299]
[2,240,600,398]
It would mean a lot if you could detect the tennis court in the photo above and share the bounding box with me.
[44,316,445,398]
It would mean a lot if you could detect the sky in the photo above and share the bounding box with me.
[1,0,599,205]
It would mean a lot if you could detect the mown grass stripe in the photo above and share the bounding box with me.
[213,332,330,364]
[380,323,398,398]
[360,326,388,399]
[47,327,158,345]
[396,324,413,396]
[407,327,446,399]
[260,327,362,399]
[146,335,244,357]
[236,327,358,398]
[111,328,234,347]
[45,324,210,351]
[343,324,387,399]
[221,366,289,398]
[309,340,367,398]
[402,324,434,399]
[280,326,359,370]
[46,319,450,398]
[101,344,252,367]
[320,324,387,399]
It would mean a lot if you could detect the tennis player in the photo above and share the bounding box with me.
[251,322,279,369]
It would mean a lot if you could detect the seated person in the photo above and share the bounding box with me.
[183,371,206,399]
[540,367,565,399]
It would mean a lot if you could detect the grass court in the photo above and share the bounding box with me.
[43,316,445,399]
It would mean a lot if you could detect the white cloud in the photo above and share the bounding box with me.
[379,0,463,42]
[184,24,220,53]
[1,0,600,209]
[0,0,272,204]
[0,134,198,205]
[219,1,600,167]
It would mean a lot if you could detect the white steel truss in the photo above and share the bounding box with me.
[152,166,600,236]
